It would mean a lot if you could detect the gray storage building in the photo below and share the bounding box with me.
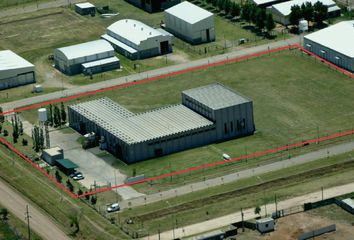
[164,1,215,44]
[303,20,354,72]
[41,146,64,165]
[75,2,96,15]
[0,50,35,90]
[54,40,120,75]
[68,83,255,163]
[102,19,173,60]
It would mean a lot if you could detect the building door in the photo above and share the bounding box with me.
[206,29,210,42]
[160,41,169,55]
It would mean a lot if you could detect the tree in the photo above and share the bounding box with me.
[241,3,253,23]
[222,0,232,14]
[53,105,61,127]
[90,196,97,205]
[55,170,62,183]
[60,102,66,123]
[301,2,314,22]
[66,179,74,192]
[254,206,261,216]
[22,138,28,146]
[265,13,276,34]
[32,125,44,152]
[255,8,266,30]
[11,116,19,143]
[0,124,2,133]
[84,192,90,201]
[313,1,328,26]
[289,5,302,26]
[3,129,8,136]
[0,208,9,221]
[19,120,23,135]
[0,107,4,123]
[48,104,54,126]
[77,189,83,196]
[217,0,225,11]
[230,2,241,17]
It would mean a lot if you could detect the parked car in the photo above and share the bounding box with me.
[69,171,82,178]
[73,174,84,181]
[107,203,120,212]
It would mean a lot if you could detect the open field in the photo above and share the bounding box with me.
[20,49,354,192]
[0,0,47,8]
[117,151,354,235]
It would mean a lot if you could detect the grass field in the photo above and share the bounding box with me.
[20,49,354,192]
[0,0,46,8]
[118,151,354,234]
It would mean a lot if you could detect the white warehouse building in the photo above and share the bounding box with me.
[101,19,173,60]
[164,1,215,44]
[268,0,340,25]
[54,40,120,75]
[0,50,36,90]
[303,20,354,73]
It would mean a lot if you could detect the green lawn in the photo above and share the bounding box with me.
[0,0,47,8]
[20,49,354,193]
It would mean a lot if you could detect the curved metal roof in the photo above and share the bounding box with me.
[165,1,213,24]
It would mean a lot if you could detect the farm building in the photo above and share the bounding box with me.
[268,0,340,25]
[125,0,180,13]
[75,2,96,15]
[68,83,255,163]
[54,40,120,75]
[164,1,215,44]
[41,147,64,165]
[101,19,173,60]
[0,50,35,90]
[304,20,354,73]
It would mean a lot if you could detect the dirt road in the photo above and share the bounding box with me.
[0,178,71,240]
[146,181,354,239]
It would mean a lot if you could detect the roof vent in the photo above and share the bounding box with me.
[141,27,143,31]
[125,19,128,22]
[134,24,136,27]
[149,32,152,35]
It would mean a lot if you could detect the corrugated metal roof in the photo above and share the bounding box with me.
[101,34,138,54]
[0,50,34,71]
[272,0,337,16]
[107,19,168,46]
[304,20,354,58]
[56,40,114,61]
[252,0,285,5]
[75,2,95,8]
[56,159,78,169]
[81,56,119,68]
[70,98,213,144]
[342,198,354,209]
[165,1,213,24]
[183,83,251,110]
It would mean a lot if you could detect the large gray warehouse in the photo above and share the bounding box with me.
[164,1,215,44]
[68,83,255,163]
[54,40,120,75]
[101,19,173,60]
[303,20,354,73]
[0,50,36,90]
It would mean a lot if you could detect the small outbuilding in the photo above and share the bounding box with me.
[101,19,173,60]
[54,40,120,75]
[55,159,78,175]
[0,50,35,90]
[164,1,215,44]
[75,2,96,15]
[303,20,354,73]
[41,147,64,165]
[256,217,275,233]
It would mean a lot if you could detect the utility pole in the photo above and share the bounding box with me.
[274,194,278,218]
[241,208,244,232]
[25,205,31,240]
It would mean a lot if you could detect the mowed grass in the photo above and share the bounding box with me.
[0,0,46,8]
[20,50,354,185]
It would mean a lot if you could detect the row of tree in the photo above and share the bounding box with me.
[32,125,45,152]
[11,115,23,144]
[289,1,328,26]
[47,103,66,128]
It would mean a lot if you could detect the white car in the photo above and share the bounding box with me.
[73,174,84,181]
[107,203,120,212]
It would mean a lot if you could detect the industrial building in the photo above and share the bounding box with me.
[54,40,120,75]
[68,83,255,163]
[101,19,173,60]
[164,1,215,44]
[268,0,340,25]
[125,0,180,12]
[303,20,354,72]
[0,50,35,90]
[75,2,96,15]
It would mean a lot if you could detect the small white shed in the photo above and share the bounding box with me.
[256,217,275,233]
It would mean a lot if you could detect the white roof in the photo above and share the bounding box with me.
[81,56,119,68]
[101,34,138,54]
[165,1,213,24]
[0,50,34,71]
[107,19,166,46]
[183,83,251,110]
[70,98,213,144]
[75,2,95,8]
[43,147,62,156]
[56,40,114,60]
[252,0,284,6]
[304,21,354,58]
[272,0,337,16]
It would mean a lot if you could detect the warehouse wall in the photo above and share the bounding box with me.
[165,14,215,44]
[0,71,35,90]
[304,38,354,72]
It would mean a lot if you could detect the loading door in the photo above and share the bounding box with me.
[160,41,169,55]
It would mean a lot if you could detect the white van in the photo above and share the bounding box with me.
[222,153,231,160]
[107,203,120,212]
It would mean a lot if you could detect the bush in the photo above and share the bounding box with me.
[22,138,28,146]
[3,130,8,136]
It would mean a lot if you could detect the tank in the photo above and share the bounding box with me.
[299,20,308,32]
[38,108,48,122]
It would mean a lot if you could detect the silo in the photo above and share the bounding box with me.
[38,108,48,122]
